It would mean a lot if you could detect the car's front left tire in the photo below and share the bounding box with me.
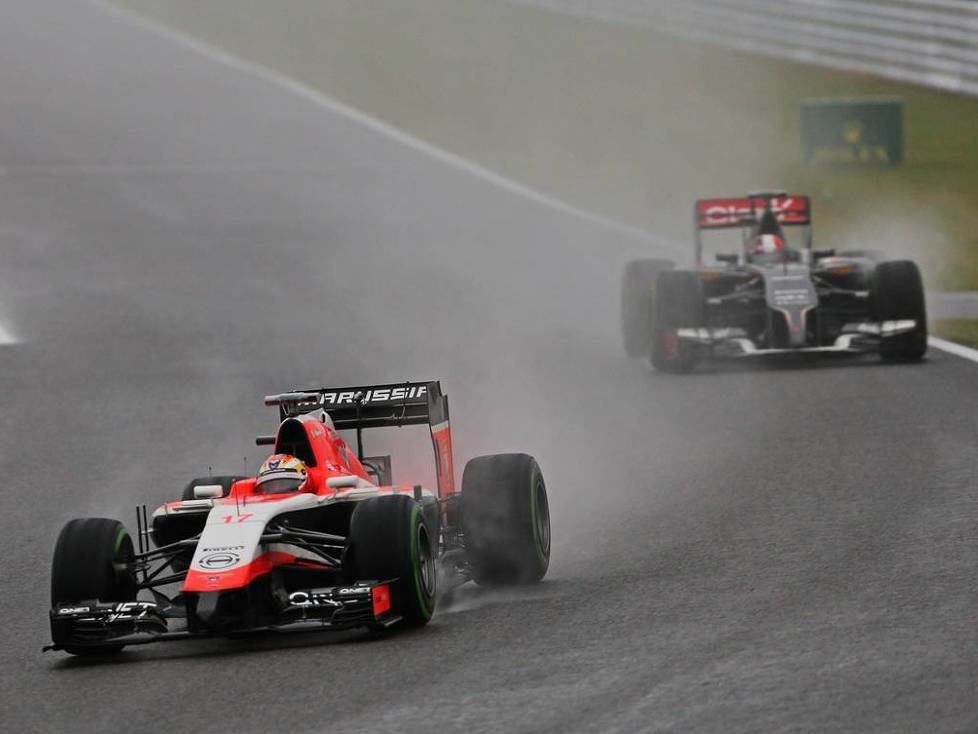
[461,453,550,586]
[348,494,436,627]
[871,260,927,362]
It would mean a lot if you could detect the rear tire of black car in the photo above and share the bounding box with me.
[621,259,675,357]
[871,260,927,362]
[461,453,550,586]
[50,518,137,656]
[180,475,245,501]
[651,270,703,373]
[348,494,435,627]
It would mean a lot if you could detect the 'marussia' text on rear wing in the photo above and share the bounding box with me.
[264,381,455,493]
[266,381,445,428]
[693,193,812,264]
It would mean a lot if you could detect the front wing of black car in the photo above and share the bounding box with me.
[676,319,919,357]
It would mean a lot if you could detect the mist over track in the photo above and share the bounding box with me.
[2,1,976,731]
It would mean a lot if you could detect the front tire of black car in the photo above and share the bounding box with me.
[461,453,550,586]
[871,260,927,362]
[50,518,138,656]
[621,259,675,357]
[651,270,703,373]
[348,494,436,627]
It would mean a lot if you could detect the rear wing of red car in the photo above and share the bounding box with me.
[264,381,455,494]
[694,193,812,263]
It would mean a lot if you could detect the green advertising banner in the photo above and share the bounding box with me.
[801,98,903,165]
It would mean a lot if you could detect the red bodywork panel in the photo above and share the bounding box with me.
[173,413,449,594]
[229,414,372,499]
[173,414,390,593]
[430,420,456,495]
[165,408,454,594]
[184,551,297,592]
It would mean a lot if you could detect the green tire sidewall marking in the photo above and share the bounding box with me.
[409,503,433,617]
[113,526,128,555]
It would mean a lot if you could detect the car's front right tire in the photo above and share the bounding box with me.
[50,517,137,655]
[651,270,703,373]
[621,259,675,357]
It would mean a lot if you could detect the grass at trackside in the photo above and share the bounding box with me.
[115,0,978,291]
[933,320,978,349]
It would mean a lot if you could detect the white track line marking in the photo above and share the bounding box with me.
[929,336,978,364]
[90,1,978,366]
[90,0,685,257]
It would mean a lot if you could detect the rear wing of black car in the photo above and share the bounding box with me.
[693,193,812,264]
[264,381,455,494]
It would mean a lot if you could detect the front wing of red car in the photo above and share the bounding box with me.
[44,581,398,652]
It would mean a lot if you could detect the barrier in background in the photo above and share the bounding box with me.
[506,0,978,96]
[800,97,903,165]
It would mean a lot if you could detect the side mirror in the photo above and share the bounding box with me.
[813,248,836,259]
[715,253,739,264]
[361,455,392,485]
[193,484,225,499]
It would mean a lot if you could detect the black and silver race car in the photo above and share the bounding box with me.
[621,191,927,372]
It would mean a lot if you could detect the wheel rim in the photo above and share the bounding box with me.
[417,525,435,597]
[534,480,551,557]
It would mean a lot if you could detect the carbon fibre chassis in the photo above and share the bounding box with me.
[681,262,914,357]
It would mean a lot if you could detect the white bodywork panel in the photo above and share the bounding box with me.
[151,486,437,577]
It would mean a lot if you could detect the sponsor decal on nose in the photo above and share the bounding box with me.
[199,552,241,569]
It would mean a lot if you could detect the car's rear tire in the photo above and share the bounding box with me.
[180,475,245,501]
[348,494,435,627]
[651,270,703,373]
[50,518,137,656]
[461,453,550,586]
[871,260,927,362]
[621,259,675,357]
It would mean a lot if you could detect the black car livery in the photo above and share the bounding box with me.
[621,191,927,371]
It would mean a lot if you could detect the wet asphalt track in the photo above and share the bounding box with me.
[1,1,977,732]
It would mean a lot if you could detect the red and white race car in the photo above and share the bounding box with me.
[46,381,551,655]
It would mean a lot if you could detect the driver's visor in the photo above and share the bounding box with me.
[255,476,304,494]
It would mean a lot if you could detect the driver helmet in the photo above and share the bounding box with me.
[256,454,308,494]
[750,233,786,260]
